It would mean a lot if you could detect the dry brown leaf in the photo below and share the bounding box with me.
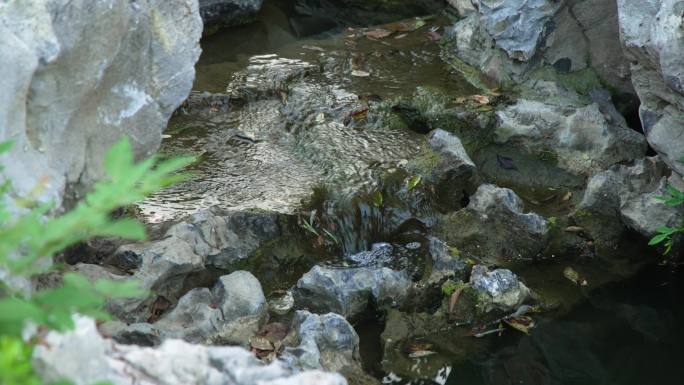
[365,29,392,39]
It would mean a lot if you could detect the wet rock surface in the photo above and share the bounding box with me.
[200,0,264,31]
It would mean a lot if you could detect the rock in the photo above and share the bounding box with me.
[617,0,684,177]
[426,129,478,204]
[426,236,468,285]
[447,0,479,16]
[33,316,347,385]
[0,0,202,211]
[107,207,288,322]
[494,96,647,175]
[105,271,267,346]
[543,1,632,93]
[281,311,360,373]
[469,265,532,313]
[575,157,684,243]
[293,265,411,319]
[476,0,561,62]
[438,184,549,263]
[199,0,264,31]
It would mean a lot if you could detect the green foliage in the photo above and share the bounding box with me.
[0,138,193,384]
[649,157,684,255]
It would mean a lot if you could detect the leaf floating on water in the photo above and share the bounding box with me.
[407,175,422,192]
[351,108,369,121]
[383,18,426,32]
[365,29,393,39]
[351,70,370,77]
[504,316,535,334]
[373,191,384,208]
[563,266,581,285]
[496,154,517,170]
[302,45,325,52]
[408,350,437,359]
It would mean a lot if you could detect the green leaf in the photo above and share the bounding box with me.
[104,138,135,181]
[373,191,383,208]
[649,233,670,246]
[0,141,13,155]
[95,218,146,240]
[407,175,422,192]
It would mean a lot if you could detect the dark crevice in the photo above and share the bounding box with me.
[612,92,658,156]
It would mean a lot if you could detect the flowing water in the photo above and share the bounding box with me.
[138,2,684,384]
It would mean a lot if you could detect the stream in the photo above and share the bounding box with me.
[136,2,684,384]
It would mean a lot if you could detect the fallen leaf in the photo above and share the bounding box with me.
[504,316,535,334]
[496,154,517,170]
[448,287,463,313]
[351,70,370,77]
[351,108,369,121]
[471,95,490,104]
[373,191,383,208]
[383,18,426,32]
[562,191,573,201]
[302,45,325,52]
[564,226,584,233]
[408,350,437,358]
[394,33,408,39]
[365,29,392,39]
[250,336,274,351]
[563,267,580,285]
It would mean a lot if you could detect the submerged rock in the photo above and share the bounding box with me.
[0,0,202,211]
[34,316,346,385]
[293,265,411,319]
[438,184,549,263]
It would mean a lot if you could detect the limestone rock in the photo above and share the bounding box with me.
[293,265,411,319]
[494,96,647,176]
[281,311,360,373]
[33,316,347,385]
[439,184,549,263]
[469,265,532,313]
[0,0,202,211]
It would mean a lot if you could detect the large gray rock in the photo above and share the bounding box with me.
[494,94,647,176]
[575,157,684,243]
[33,316,347,385]
[281,311,360,373]
[199,0,263,30]
[0,0,202,210]
[617,0,684,177]
[293,265,411,319]
[439,184,549,263]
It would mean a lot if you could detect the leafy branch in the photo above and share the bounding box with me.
[649,156,684,254]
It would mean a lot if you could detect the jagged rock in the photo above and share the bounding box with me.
[426,236,468,285]
[426,129,478,205]
[107,207,287,322]
[477,0,561,62]
[0,0,202,211]
[33,316,347,385]
[575,157,684,243]
[494,95,647,176]
[543,1,632,93]
[293,265,411,319]
[199,0,264,31]
[101,271,268,346]
[281,311,360,373]
[447,0,478,16]
[618,0,684,177]
[438,184,549,263]
[469,265,532,313]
